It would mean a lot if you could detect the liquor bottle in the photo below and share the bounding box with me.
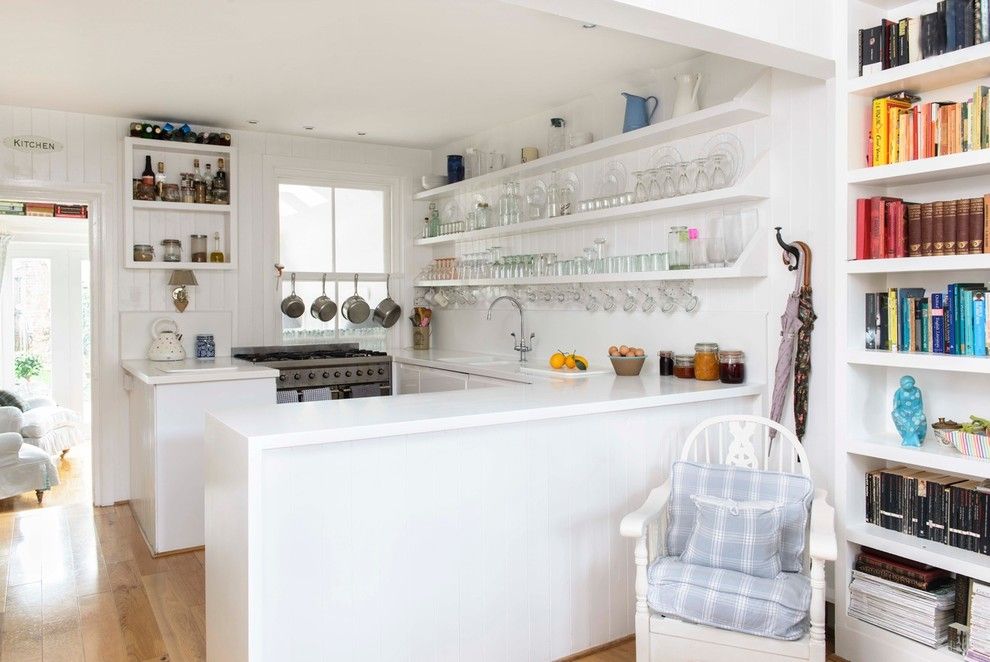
[155,161,166,199]
[192,159,206,204]
[203,163,214,202]
[141,156,155,186]
[428,202,440,237]
[212,158,229,204]
[209,232,225,263]
[142,123,155,138]
[161,123,174,140]
[152,125,163,139]
[130,122,143,137]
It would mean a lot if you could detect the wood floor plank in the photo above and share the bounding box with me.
[106,559,168,661]
[143,571,205,662]
[163,555,204,608]
[93,508,133,565]
[1,581,43,660]
[79,591,128,662]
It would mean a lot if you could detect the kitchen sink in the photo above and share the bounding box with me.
[439,356,512,364]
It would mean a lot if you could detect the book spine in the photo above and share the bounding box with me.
[948,0,959,50]
[856,198,870,259]
[858,28,865,76]
[921,202,935,255]
[907,203,922,257]
[886,199,898,258]
[972,197,986,253]
[889,106,900,164]
[895,200,908,257]
[889,288,899,351]
[934,200,946,255]
[975,291,987,356]
[947,284,956,354]
[871,196,886,258]
[879,293,890,348]
[873,99,888,166]
[932,293,946,353]
[946,198,959,254]
[866,294,878,349]
[985,194,990,253]
[853,563,937,590]
[965,289,975,354]
[958,196,972,253]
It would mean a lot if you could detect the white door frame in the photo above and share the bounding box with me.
[0,181,113,505]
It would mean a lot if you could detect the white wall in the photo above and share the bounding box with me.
[415,56,835,498]
[0,106,430,503]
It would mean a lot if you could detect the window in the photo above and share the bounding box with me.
[277,180,390,347]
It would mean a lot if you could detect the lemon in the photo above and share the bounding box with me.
[573,355,588,371]
[564,355,577,369]
[549,352,566,369]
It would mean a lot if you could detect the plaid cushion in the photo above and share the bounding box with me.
[648,557,810,640]
[680,495,783,579]
[667,461,813,572]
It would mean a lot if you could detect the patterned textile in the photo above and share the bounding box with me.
[0,391,26,412]
[648,557,811,641]
[794,283,816,440]
[667,461,813,572]
[681,495,784,579]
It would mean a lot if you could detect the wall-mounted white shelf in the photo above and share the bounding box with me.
[123,136,237,271]
[846,522,990,584]
[131,200,232,214]
[412,71,770,202]
[414,155,769,247]
[846,349,990,373]
[125,261,235,271]
[847,433,990,479]
[845,254,990,273]
[848,148,990,186]
[849,41,990,98]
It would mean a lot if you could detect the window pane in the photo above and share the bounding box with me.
[280,279,336,344]
[334,188,385,273]
[336,280,386,350]
[279,184,333,272]
[12,258,53,398]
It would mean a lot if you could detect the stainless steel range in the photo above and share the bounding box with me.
[232,343,391,403]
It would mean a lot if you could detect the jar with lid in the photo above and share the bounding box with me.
[668,225,690,269]
[719,350,746,384]
[694,342,720,381]
[548,117,566,155]
[161,239,182,262]
[673,355,695,379]
[657,350,674,376]
[190,234,208,262]
[133,244,154,262]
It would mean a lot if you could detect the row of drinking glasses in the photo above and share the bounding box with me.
[417,284,698,312]
[634,157,730,202]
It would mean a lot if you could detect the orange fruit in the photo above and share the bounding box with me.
[549,352,566,369]
[564,355,577,369]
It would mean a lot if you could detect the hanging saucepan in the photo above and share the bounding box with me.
[372,274,402,328]
[280,273,305,318]
[341,273,370,324]
[310,273,337,322]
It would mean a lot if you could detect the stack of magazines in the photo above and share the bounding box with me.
[968,581,990,662]
[849,550,956,647]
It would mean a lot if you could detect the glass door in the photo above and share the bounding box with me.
[11,257,53,399]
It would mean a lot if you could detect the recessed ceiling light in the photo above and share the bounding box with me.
[357,131,366,136]
[303,126,315,131]
[581,23,597,29]
[247,120,259,125]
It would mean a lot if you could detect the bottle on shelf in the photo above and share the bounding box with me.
[180,174,194,203]
[155,161,166,199]
[548,118,566,155]
[142,124,155,139]
[204,163,214,202]
[141,156,156,186]
[209,232,225,263]
[422,217,430,239]
[428,202,441,237]
[130,122,143,137]
[192,159,207,204]
[212,157,229,204]
[161,123,174,140]
[547,170,561,218]
[152,125,164,139]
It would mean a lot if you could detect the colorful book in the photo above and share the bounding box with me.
[932,293,946,353]
[975,291,987,356]
[889,288,899,351]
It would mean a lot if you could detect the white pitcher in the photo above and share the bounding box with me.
[671,73,702,118]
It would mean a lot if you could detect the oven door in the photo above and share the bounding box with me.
[345,383,390,399]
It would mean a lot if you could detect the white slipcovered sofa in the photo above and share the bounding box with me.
[1,397,82,457]
[0,406,60,503]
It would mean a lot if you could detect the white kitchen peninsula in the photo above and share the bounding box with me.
[204,374,762,662]
[123,358,277,554]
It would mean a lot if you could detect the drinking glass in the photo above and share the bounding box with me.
[601,289,616,312]
[585,290,601,312]
[633,171,648,203]
[706,236,727,267]
[710,154,729,189]
[676,162,692,196]
[692,158,710,193]
[622,289,638,313]
[639,288,657,313]
[659,165,677,199]
[647,168,662,200]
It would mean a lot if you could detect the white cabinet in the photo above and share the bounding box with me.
[127,375,275,554]
[395,363,422,395]
[394,363,522,394]
[467,374,519,389]
[418,366,469,393]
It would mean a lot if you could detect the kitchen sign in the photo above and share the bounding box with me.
[3,135,64,154]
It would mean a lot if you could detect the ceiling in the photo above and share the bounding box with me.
[0,0,697,148]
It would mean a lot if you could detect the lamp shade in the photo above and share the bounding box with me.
[168,269,198,287]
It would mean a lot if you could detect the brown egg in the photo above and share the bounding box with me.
[608,345,618,355]
[619,345,629,355]
[633,348,645,357]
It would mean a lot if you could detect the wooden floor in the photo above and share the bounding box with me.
[0,443,846,662]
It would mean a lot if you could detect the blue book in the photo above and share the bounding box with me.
[931,293,946,354]
[975,292,987,357]
[956,284,985,354]
[898,288,926,351]
[947,0,959,51]
[947,286,956,354]
[964,289,975,355]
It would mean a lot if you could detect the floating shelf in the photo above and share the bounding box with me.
[846,522,990,584]
[412,71,770,202]
[131,200,231,214]
[414,156,768,247]
[845,254,990,273]
[126,261,235,271]
[127,136,233,155]
[847,433,990,479]
[849,41,990,98]
[846,349,990,373]
[848,148,990,186]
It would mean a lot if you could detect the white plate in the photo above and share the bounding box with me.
[648,146,683,170]
[601,161,628,196]
[520,366,610,378]
[703,133,745,185]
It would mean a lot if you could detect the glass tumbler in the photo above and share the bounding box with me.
[667,226,690,270]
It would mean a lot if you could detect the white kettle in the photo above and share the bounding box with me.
[148,318,186,362]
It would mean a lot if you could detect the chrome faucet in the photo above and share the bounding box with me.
[486,295,534,362]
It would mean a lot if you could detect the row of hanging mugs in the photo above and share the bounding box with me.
[416,282,699,313]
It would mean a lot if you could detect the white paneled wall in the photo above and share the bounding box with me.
[0,105,430,503]
[417,64,835,501]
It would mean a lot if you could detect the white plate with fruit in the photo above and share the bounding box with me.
[521,351,609,378]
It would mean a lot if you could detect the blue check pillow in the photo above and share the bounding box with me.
[680,495,784,579]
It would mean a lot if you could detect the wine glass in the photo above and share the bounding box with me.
[659,165,677,199]
[676,162,693,196]
[647,168,662,200]
[692,158,710,193]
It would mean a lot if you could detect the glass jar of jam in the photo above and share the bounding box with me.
[693,342,720,381]
[673,355,695,379]
[658,351,674,376]
[133,244,154,262]
[719,350,746,384]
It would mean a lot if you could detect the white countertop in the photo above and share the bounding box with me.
[209,351,764,449]
[122,357,279,385]
[392,348,537,382]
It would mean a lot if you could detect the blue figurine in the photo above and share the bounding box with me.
[892,375,927,447]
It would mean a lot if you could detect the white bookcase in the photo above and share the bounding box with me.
[836,3,990,661]
[123,137,237,270]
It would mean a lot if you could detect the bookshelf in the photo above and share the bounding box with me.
[837,2,990,661]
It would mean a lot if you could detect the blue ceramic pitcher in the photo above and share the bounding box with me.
[621,92,658,133]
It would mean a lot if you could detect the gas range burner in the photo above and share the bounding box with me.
[234,349,387,363]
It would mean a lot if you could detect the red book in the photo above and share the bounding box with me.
[884,198,901,258]
[870,196,887,259]
[893,200,907,257]
[856,198,870,260]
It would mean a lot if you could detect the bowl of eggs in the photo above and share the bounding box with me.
[608,345,646,376]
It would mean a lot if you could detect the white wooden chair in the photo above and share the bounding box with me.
[620,415,837,662]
